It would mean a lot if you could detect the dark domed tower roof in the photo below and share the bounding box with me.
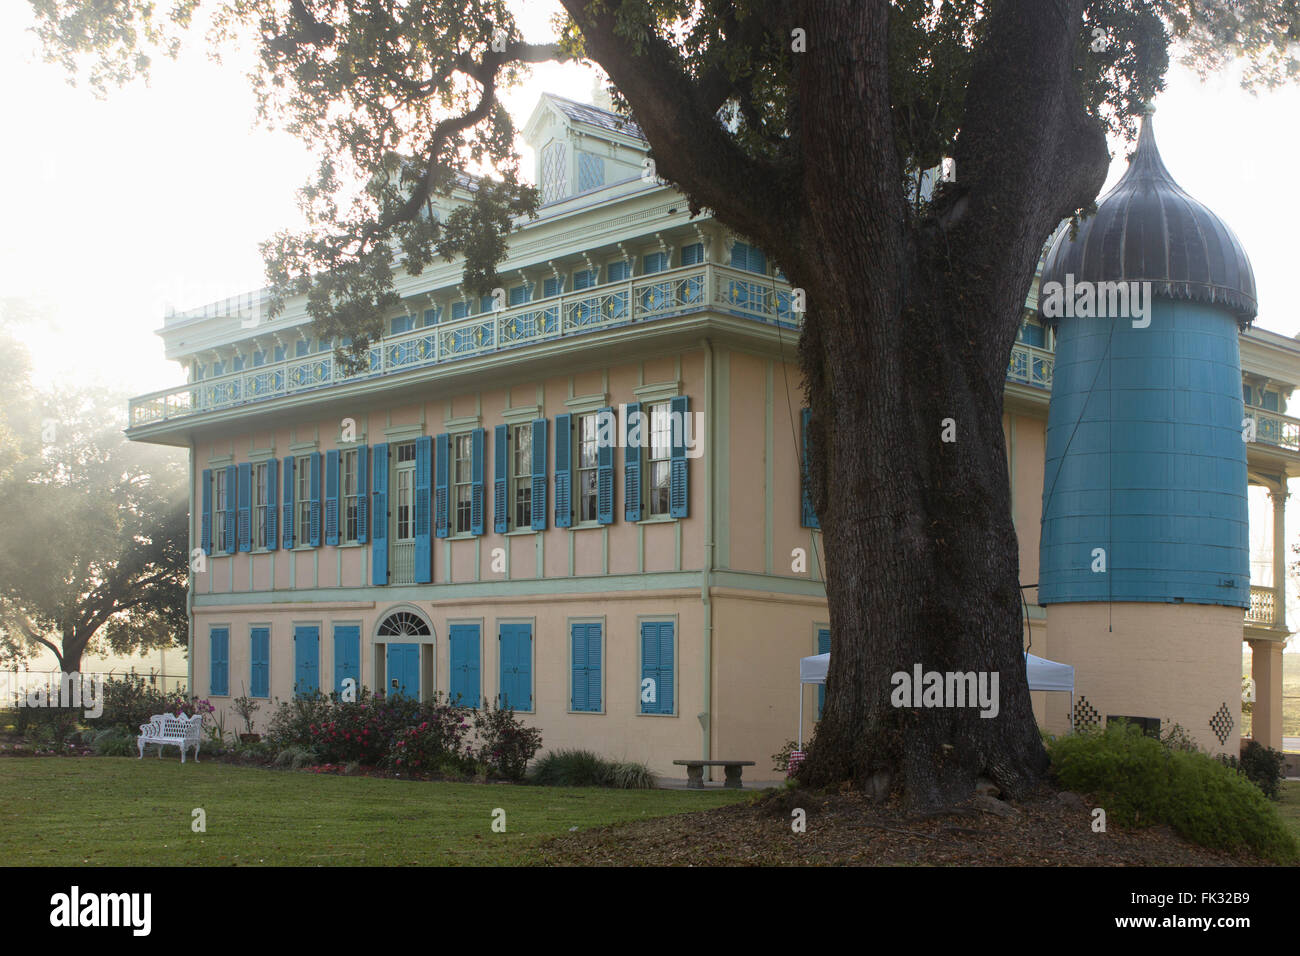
[1039,108,1257,326]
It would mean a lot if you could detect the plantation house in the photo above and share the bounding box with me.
[126,94,1297,777]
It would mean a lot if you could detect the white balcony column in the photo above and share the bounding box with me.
[1269,488,1289,631]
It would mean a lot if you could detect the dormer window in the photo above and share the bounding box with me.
[541,140,568,204]
[577,152,604,193]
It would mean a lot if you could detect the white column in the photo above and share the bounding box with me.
[1269,489,1289,631]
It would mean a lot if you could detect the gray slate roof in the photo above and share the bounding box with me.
[548,94,645,142]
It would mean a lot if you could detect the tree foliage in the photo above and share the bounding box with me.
[0,308,188,671]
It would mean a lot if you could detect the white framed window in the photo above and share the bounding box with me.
[295,454,312,546]
[342,448,359,544]
[512,423,532,529]
[394,441,416,541]
[647,401,672,517]
[254,462,269,549]
[214,469,228,552]
[576,412,599,523]
[453,432,473,534]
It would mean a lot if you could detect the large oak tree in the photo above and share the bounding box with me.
[28,0,1299,806]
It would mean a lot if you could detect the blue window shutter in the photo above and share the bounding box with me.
[210,628,228,697]
[415,435,433,581]
[324,450,340,545]
[640,622,658,714]
[624,402,643,521]
[422,307,440,327]
[308,452,322,547]
[334,625,360,695]
[356,445,368,544]
[817,628,831,719]
[587,625,602,711]
[265,458,279,551]
[200,469,212,555]
[434,433,450,538]
[554,414,572,528]
[508,284,529,306]
[531,419,548,531]
[499,624,532,712]
[731,241,767,275]
[607,260,629,282]
[294,625,320,696]
[450,624,481,707]
[659,624,674,713]
[543,276,562,298]
[800,408,820,529]
[572,623,601,712]
[681,242,704,266]
[574,268,597,290]
[518,625,532,711]
[480,295,494,314]
[282,457,295,549]
[499,626,513,709]
[597,407,615,525]
[223,465,237,554]
[371,443,388,585]
[669,395,690,518]
[470,428,486,535]
[641,252,665,275]
[493,425,508,533]
[572,623,587,711]
[237,463,252,552]
[451,301,468,321]
[250,627,270,698]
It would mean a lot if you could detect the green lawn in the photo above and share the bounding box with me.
[0,758,752,866]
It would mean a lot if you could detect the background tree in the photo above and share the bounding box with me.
[27,0,1300,806]
[0,309,188,673]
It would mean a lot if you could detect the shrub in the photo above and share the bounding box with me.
[771,738,810,776]
[472,700,543,781]
[272,745,317,770]
[606,761,656,789]
[1224,740,1287,801]
[530,749,611,787]
[22,706,81,751]
[1049,723,1298,863]
[91,727,136,757]
[265,692,335,749]
[387,717,476,779]
[529,750,657,788]
[98,675,194,731]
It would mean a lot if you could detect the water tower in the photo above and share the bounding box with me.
[1037,108,1256,754]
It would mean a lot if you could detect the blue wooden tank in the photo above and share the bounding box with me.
[1037,109,1257,609]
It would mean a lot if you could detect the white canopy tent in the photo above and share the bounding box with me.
[796,651,1075,746]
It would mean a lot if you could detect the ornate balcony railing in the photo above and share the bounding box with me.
[128,262,801,428]
[1246,585,1277,626]
[1007,343,1054,390]
[390,540,415,586]
[1244,408,1300,453]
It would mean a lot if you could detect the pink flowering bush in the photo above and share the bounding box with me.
[472,699,543,781]
[388,714,476,779]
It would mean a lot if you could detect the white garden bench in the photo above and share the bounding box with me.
[137,714,204,763]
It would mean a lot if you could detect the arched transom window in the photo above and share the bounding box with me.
[377,610,431,638]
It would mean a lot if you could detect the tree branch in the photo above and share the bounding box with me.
[560,0,800,253]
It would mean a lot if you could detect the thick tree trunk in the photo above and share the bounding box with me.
[797,240,1047,805]
[569,0,1110,808]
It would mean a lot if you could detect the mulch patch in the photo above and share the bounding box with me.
[537,785,1272,866]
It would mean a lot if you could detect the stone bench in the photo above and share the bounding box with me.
[673,759,756,790]
[137,714,203,763]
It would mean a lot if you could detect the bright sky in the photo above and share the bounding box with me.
[3,2,1299,638]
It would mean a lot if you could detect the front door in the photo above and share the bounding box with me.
[387,643,420,699]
